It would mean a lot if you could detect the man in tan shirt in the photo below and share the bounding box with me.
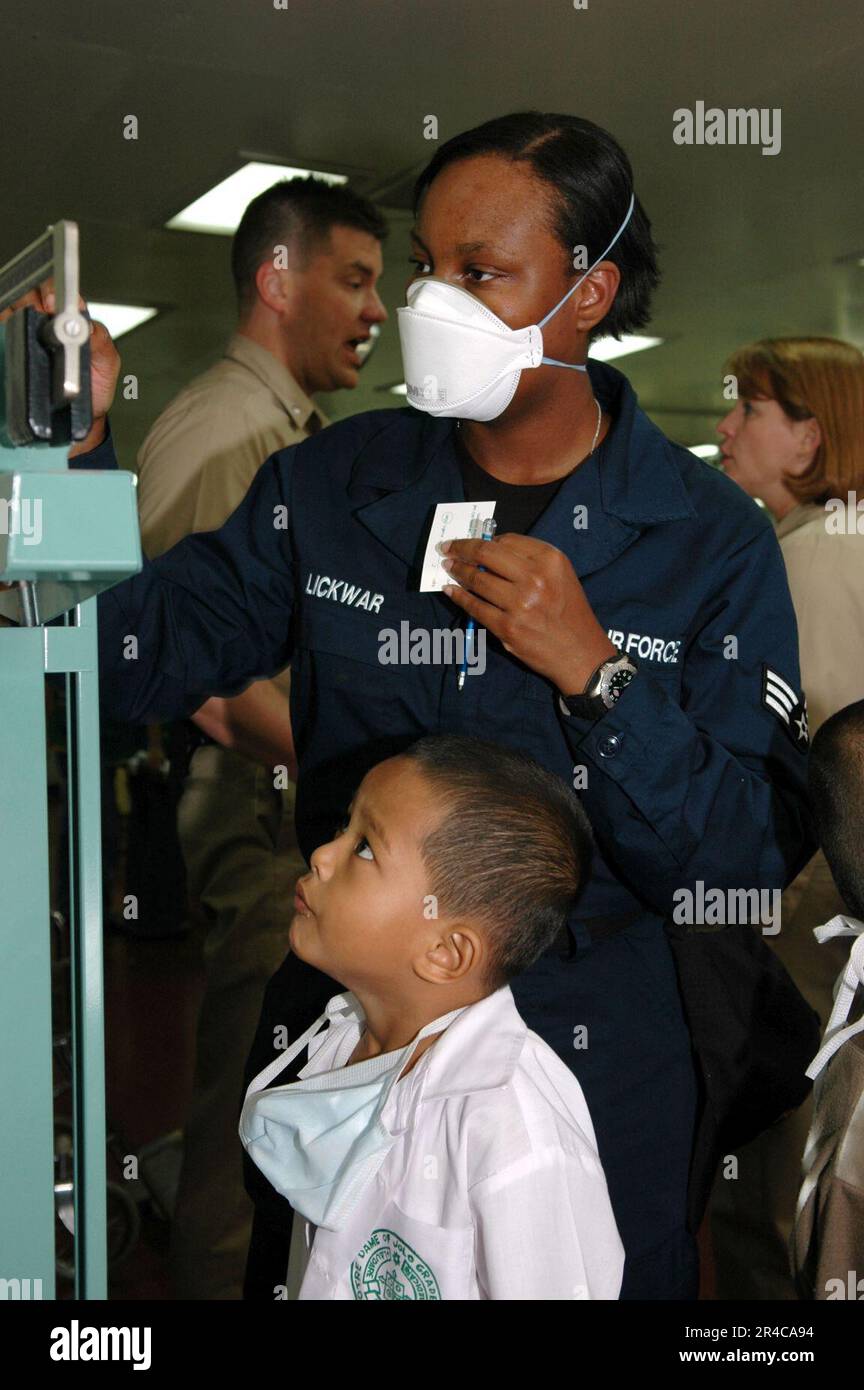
[135,177,387,1299]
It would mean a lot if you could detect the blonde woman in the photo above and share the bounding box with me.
[714,336,864,1298]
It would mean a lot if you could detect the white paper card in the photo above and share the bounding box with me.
[419,501,497,592]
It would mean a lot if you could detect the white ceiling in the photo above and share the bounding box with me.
[2,0,863,457]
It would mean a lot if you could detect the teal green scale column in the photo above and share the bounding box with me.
[0,322,141,1299]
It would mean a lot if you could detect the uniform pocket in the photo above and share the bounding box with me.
[295,592,449,735]
[302,600,397,674]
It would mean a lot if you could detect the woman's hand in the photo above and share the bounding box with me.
[0,280,120,445]
[440,533,617,696]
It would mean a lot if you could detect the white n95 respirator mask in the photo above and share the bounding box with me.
[396,193,635,422]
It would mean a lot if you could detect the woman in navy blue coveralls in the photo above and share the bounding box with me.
[69,113,813,1299]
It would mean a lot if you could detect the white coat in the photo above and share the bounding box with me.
[273,985,624,1301]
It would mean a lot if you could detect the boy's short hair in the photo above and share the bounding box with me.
[399,735,592,989]
[809,700,864,920]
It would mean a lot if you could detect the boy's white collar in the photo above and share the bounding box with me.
[318,986,526,1100]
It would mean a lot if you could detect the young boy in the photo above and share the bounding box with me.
[239,734,624,1300]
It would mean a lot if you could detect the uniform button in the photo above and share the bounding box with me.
[597,734,621,758]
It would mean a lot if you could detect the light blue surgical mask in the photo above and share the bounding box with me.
[397,193,636,420]
[239,995,467,1231]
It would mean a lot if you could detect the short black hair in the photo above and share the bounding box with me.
[413,111,660,341]
[230,177,388,313]
[809,699,864,919]
[398,734,592,989]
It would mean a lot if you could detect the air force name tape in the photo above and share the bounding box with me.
[762,665,809,750]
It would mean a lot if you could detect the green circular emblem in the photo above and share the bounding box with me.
[351,1228,442,1301]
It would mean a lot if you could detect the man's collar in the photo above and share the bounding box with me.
[225,332,328,432]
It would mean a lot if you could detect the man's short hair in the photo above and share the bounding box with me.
[413,111,660,341]
[398,734,592,989]
[230,177,388,313]
[808,700,864,919]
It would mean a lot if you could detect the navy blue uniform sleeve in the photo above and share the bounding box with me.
[71,436,296,722]
[69,418,118,470]
[560,524,815,910]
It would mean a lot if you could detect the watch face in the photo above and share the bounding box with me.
[607,669,634,702]
[598,660,636,707]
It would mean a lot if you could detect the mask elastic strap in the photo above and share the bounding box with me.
[382,1001,471,1095]
[245,1008,335,1097]
[805,923,864,1081]
[537,191,636,331]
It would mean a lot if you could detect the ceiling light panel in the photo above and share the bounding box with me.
[166,162,348,235]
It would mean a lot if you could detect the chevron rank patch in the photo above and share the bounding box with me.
[762,666,809,750]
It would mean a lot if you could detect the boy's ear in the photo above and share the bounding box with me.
[415,927,482,984]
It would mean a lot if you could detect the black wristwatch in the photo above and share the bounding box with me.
[558,648,638,721]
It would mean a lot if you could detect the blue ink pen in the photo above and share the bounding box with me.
[458,516,497,691]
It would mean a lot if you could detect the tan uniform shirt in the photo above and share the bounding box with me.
[775,502,864,736]
[776,503,864,1019]
[135,333,328,700]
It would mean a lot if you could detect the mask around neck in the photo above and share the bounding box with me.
[239,996,468,1230]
